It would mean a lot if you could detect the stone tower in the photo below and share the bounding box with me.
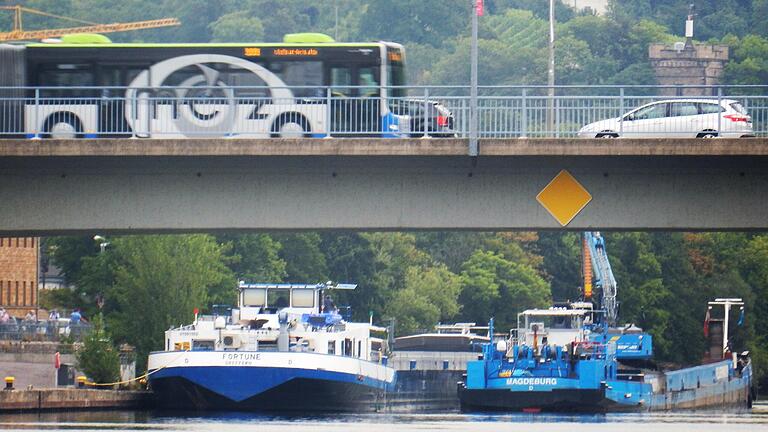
[648,4,729,96]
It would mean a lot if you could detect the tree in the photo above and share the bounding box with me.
[537,232,581,302]
[459,250,550,330]
[275,233,328,282]
[724,35,768,86]
[219,234,286,282]
[104,235,234,369]
[76,314,121,384]
[388,264,462,335]
[209,12,264,42]
[357,0,469,48]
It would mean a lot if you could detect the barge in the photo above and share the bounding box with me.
[147,282,395,412]
[459,232,753,412]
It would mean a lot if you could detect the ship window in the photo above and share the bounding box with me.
[242,288,266,307]
[268,289,290,308]
[328,341,335,355]
[291,289,315,308]
[192,340,215,351]
[357,340,362,358]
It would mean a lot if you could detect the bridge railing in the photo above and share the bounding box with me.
[0,85,766,138]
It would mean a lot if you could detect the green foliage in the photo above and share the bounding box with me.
[357,0,469,48]
[209,12,264,42]
[459,250,550,330]
[275,233,328,282]
[76,314,121,384]
[105,235,234,369]
[388,264,462,335]
[219,234,286,282]
[723,35,768,86]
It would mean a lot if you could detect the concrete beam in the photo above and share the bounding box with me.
[1,138,767,157]
[1,138,767,234]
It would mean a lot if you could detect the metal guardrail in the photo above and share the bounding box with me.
[0,321,91,342]
[0,85,766,138]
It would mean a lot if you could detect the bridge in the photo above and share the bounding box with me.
[1,137,767,235]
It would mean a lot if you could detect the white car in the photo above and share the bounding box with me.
[578,99,754,138]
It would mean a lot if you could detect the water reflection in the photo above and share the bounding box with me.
[0,409,767,432]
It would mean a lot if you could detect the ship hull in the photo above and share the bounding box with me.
[458,386,617,413]
[147,351,395,412]
[459,360,753,413]
[151,374,387,412]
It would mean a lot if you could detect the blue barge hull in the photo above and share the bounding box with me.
[149,364,392,412]
[459,359,753,412]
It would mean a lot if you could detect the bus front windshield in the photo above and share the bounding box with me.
[386,47,406,98]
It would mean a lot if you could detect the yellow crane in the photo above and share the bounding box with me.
[0,5,180,42]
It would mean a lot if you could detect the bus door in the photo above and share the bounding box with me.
[357,66,381,134]
[327,65,380,135]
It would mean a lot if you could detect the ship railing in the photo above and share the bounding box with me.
[572,341,608,359]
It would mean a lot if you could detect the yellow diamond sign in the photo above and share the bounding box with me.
[536,170,592,226]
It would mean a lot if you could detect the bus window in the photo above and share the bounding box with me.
[39,65,95,97]
[330,67,352,97]
[271,61,323,98]
[386,46,406,98]
[358,67,379,98]
[229,71,269,98]
[98,66,122,87]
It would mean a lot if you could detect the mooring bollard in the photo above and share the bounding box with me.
[76,376,87,388]
[4,376,14,390]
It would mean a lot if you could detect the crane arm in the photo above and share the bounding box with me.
[0,18,180,42]
[0,5,180,42]
[0,18,181,41]
[583,232,618,326]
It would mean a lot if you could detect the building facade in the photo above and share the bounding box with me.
[0,237,39,318]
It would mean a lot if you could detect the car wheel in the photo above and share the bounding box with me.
[595,132,618,138]
[697,131,718,138]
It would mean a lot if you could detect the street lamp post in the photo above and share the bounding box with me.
[93,235,109,253]
[547,0,555,136]
[469,0,480,156]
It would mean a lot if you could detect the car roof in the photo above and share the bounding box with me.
[645,98,739,104]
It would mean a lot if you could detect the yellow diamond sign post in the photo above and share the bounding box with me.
[536,170,592,226]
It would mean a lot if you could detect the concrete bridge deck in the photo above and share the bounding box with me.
[1,138,767,234]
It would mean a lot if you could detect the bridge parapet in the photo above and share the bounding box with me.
[1,85,766,140]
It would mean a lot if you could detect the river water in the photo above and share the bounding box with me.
[0,409,767,432]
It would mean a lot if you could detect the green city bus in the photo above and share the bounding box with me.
[0,33,409,138]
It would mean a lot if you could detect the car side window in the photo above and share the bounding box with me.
[698,103,724,114]
[633,103,667,120]
[670,102,698,117]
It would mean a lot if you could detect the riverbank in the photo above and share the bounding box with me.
[0,388,151,412]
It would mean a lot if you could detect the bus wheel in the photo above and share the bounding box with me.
[270,114,310,138]
[42,113,84,139]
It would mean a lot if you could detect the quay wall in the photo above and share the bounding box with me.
[0,388,151,412]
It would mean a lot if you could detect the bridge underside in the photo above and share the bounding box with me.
[0,138,766,234]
